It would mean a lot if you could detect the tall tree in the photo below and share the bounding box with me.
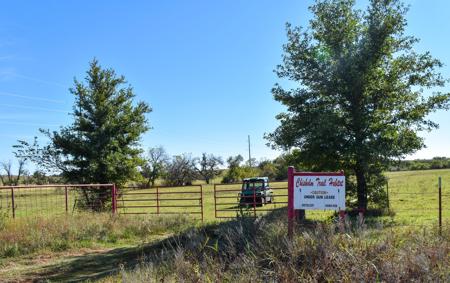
[0,159,27,186]
[141,146,169,187]
[266,0,450,210]
[222,155,244,183]
[164,154,197,186]
[222,155,259,183]
[196,153,223,184]
[258,159,277,180]
[15,60,151,207]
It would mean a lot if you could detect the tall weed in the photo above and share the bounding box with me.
[0,213,193,259]
[118,212,449,282]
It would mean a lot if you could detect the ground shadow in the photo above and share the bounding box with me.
[28,235,180,282]
[29,208,291,282]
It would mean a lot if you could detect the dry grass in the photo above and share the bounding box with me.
[0,213,194,262]
[115,210,449,282]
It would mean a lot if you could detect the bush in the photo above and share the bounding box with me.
[222,166,260,183]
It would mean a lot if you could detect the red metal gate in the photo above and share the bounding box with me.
[214,182,288,218]
[0,184,116,219]
[117,185,203,221]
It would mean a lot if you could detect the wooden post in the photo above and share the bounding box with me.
[288,166,295,239]
[296,209,305,221]
[339,210,345,232]
[358,209,365,227]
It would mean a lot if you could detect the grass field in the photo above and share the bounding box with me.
[2,169,449,224]
[385,169,450,225]
[0,169,449,281]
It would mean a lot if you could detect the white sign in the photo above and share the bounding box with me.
[293,174,345,210]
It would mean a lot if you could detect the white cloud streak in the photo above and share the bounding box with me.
[0,91,66,104]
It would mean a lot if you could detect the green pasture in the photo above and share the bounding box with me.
[384,169,450,225]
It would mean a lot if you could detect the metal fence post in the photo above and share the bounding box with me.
[11,187,15,219]
[386,179,390,212]
[214,184,217,219]
[111,184,117,214]
[200,185,203,222]
[65,186,68,213]
[438,177,442,235]
[253,185,256,217]
[156,186,160,215]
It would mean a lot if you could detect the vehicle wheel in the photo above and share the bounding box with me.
[260,197,265,207]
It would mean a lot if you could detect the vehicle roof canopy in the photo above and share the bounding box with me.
[243,177,269,182]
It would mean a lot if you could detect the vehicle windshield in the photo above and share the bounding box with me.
[243,181,264,190]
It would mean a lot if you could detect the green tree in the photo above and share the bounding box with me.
[196,153,223,184]
[258,160,277,180]
[222,155,244,183]
[0,159,27,186]
[164,154,197,186]
[15,60,151,208]
[266,0,450,210]
[270,150,305,181]
[222,155,260,183]
[141,146,169,187]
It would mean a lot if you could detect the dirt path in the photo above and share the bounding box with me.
[0,247,119,282]
[0,235,170,282]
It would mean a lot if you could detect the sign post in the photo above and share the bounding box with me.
[288,167,295,238]
[288,167,346,238]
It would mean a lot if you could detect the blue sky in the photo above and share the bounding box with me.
[0,0,449,171]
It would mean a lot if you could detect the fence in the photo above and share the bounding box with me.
[213,173,449,228]
[387,174,449,229]
[0,173,448,226]
[214,182,288,218]
[0,184,116,219]
[117,185,203,221]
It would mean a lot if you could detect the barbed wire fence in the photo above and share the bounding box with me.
[386,175,448,232]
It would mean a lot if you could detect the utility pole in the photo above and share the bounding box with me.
[248,135,252,167]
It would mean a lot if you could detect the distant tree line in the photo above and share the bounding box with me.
[0,159,62,186]
[140,148,223,186]
[137,147,311,187]
[390,157,450,171]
